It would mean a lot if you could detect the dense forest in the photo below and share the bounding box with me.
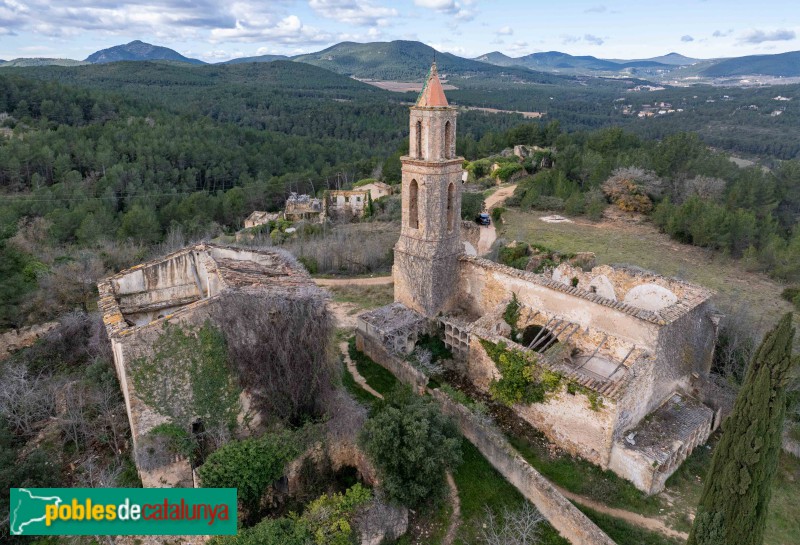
[1,61,799,331]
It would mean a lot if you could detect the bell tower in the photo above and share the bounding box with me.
[393,63,463,318]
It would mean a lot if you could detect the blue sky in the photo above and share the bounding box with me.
[0,0,797,62]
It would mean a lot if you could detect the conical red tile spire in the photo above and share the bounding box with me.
[415,62,449,108]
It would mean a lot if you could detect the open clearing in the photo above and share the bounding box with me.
[502,208,796,337]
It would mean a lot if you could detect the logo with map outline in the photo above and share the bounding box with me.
[10,488,63,535]
[8,488,237,536]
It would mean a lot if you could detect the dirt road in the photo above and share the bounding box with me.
[477,184,517,255]
[314,276,393,286]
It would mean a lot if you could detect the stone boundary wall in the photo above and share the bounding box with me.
[356,329,615,545]
[355,330,429,394]
[431,389,615,545]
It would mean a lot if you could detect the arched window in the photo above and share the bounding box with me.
[416,120,423,158]
[444,120,453,159]
[446,182,455,232]
[409,179,419,229]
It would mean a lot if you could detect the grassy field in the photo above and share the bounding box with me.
[452,439,569,545]
[577,505,682,545]
[348,337,400,397]
[501,209,795,338]
[328,283,394,311]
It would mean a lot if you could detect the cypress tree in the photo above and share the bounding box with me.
[687,313,797,545]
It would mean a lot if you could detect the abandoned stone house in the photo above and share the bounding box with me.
[323,189,370,220]
[98,243,319,487]
[284,192,324,222]
[357,181,393,200]
[356,63,721,495]
[243,210,280,229]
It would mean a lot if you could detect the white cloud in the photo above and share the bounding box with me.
[562,33,604,46]
[413,0,476,21]
[309,0,397,27]
[712,29,732,38]
[497,25,513,36]
[584,34,604,45]
[738,28,796,44]
[681,35,694,42]
[584,5,606,13]
[211,13,331,44]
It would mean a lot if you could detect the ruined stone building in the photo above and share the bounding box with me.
[98,243,317,487]
[356,181,393,200]
[323,189,371,220]
[243,210,280,229]
[357,63,721,495]
[284,192,323,222]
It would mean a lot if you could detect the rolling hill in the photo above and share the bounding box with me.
[700,50,800,77]
[290,40,566,84]
[223,54,290,64]
[473,50,676,76]
[0,58,89,68]
[85,40,205,65]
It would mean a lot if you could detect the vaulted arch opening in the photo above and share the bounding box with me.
[521,324,559,353]
[444,120,453,159]
[416,120,423,159]
[409,179,419,229]
[447,182,455,232]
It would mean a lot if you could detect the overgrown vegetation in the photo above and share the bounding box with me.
[207,483,371,545]
[212,291,336,425]
[199,429,305,521]
[481,339,564,406]
[360,386,462,508]
[130,321,241,452]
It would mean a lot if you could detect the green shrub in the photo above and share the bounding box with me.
[353,178,379,187]
[781,286,800,310]
[303,483,372,545]
[495,163,523,182]
[208,517,310,545]
[480,340,563,406]
[298,255,319,274]
[503,293,521,337]
[199,430,302,516]
[148,423,197,460]
[461,192,485,220]
[491,206,505,223]
[360,386,462,508]
[498,243,529,270]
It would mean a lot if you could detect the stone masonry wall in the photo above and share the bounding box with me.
[464,335,618,467]
[356,326,614,545]
[431,389,615,545]
[355,329,428,394]
[457,258,662,351]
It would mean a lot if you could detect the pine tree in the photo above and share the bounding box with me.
[688,313,797,545]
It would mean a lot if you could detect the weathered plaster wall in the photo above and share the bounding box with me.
[457,258,662,351]
[464,335,618,466]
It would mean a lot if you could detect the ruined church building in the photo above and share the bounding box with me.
[359,64,722,495]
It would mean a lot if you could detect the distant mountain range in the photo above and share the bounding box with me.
[0,58,89,67]
[473,50,675,74]
[2,40,798,80]
[223,54,290,65]
[700,50,800,78]
[84,40,205,65]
